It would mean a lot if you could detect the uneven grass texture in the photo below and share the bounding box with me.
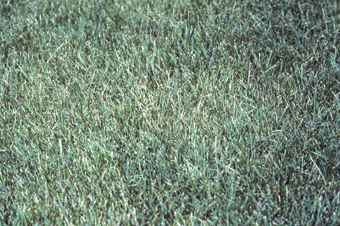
[1,0,340,225]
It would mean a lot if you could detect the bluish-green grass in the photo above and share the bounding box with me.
[1,0,339,225]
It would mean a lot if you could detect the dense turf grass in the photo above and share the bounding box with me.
[1,0,340,224]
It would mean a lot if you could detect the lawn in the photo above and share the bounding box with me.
[1,0,340,224]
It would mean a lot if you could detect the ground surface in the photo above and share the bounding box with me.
[1,0,340,225]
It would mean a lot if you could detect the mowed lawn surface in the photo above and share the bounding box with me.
[1,0,339,224]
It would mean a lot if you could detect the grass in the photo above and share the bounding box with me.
[0,0,339,224]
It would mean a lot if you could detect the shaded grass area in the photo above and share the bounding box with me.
[1,0,339,224]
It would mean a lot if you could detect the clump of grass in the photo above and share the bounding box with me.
[1,0,339,224]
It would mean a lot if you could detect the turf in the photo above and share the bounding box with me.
[1,0,340,225]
